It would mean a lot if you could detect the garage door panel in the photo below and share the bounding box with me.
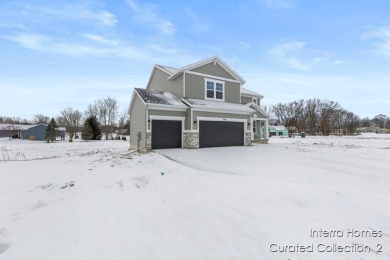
[152,120,182,149]
[199,121,244,148]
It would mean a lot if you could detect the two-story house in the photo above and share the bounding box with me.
[128,56,269,151]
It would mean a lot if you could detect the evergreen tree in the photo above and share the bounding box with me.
[81,120,93,141]
[45,118,58,142]
[86,115,101,140]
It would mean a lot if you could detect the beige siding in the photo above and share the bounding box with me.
[190,62,236,80]
[130,94,146,150]
[185,74,241,103]
[148,68,183,97]
[192,111,250,131]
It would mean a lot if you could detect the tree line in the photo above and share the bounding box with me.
[1,96,129,142]
[267,98,389,135]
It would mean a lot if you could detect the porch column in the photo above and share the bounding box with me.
[265,118,269,140]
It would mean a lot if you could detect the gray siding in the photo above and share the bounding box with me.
[148,109,187,118]
[241,96,253,104]
[148,68,183,97]
[185,73,203,99]
[185,108,192,130]
[185,73,241,103]
[225,81,241,103]
[192,111,250,131]
[190,62,236,80]
[241,95,260,106]
[130,94,146,150]
[253,110,267,119]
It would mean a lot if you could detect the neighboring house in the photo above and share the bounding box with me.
[356,126,384,134]
[269,126,288,137]
[0,124,19,138]
[0,124,45,139]
[0,124,65,141]
[57,127,66,140]
[21,124,47,140]
[128,56,269,150]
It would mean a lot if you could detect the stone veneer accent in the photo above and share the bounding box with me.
[245,132,252,146]
[183,132,199,149]
[146,132,152,150]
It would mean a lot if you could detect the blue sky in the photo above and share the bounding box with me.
[1,0,389,119]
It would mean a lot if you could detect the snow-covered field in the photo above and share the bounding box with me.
[0,134,389,260]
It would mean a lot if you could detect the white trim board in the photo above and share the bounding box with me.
[149,116,185,148]
[191,107,252,115]
[204,77,225,102]
[147,104,188,112]
[196,117,247,123]
[149,115,185,121]
[197,117,248,145]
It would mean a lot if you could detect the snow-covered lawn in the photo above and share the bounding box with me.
[0,134,389,260]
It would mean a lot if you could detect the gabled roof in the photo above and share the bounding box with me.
[135,88,187,107]
[168,56,246,84]
[241,87,263,98]
[244,102,269,118]
[0,124,40,130]
[183,98,254,113]
[270,126,287,131]
[155,64,178,75]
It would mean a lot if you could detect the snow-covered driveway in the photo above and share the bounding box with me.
[0,135,389,260]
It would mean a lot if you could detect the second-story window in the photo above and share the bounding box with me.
[205,79,224,101]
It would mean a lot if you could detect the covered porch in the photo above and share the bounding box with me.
[251,118,269,144]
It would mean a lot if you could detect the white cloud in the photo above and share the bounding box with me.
[239,41,251,51]
[268,40,311,70]
[184,8,210,32]
[2,33,145,59]
[268,40,339,70]
[10,4,118,27]
[126,0,176,35]
[362,27,390,59]
[82,34,118,46]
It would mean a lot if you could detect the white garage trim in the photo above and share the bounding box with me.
[197,117,247,146]
[149,116,185,148]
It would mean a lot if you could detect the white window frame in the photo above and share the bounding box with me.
[204,78,225,102]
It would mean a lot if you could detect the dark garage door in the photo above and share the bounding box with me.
[152,120,182,149]
[199,121,244,148]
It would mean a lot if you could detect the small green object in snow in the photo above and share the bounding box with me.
[161,172,164,175]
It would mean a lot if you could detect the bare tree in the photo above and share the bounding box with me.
[359,117,371,127]
[90,97,118,140]
[344,112,360,134]
[33,114,50,125]
[372,114,388,129]
[59,108,82,142]
[85,104,98,118]
[117,108,128,130]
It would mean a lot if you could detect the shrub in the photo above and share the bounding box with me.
[28,135,36,141]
